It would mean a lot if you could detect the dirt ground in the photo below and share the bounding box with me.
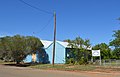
[0,64,120,77]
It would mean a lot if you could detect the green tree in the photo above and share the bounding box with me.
[92,43,111,60]
[10,35,30,64]
[26,36,43,53]
[110,30,120,59]
[0,36,12,61]
[0,35,43,64]
[65,36,91,65]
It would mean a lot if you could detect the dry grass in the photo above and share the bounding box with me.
[30,64,120,73]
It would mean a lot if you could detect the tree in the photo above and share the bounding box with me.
[26,36,43,53]
[0,36,12,61]
[10,35,31,64]
[109,30,120,59]
[0,35,43,64]
[92,43,111,60]
[65,36,91,65]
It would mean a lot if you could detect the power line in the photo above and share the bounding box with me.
[19,0,53,15]
[19,0,54,34]
[33,15,54,34]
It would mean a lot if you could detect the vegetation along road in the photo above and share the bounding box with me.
[0,64,120,77]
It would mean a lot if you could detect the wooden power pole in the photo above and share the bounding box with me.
[52,11,56,66]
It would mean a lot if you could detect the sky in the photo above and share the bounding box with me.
[0,0,120,46]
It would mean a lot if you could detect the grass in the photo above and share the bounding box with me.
[1,60,120,72]
[30,64,96,71]
[29,64,120,72]
[0,60,30,67]
[0,60,5,64]
[0,60,13,64]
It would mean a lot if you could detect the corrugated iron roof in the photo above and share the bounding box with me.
[41,40,70,48]
[41,40,53,49]
[41,40,91,50]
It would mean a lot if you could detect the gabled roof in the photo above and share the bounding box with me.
[41,40,70,49]
[41,40,92,50]
[41,40,53,49]
[56,41,69,48]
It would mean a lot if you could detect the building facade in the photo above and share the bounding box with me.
[24,40,69,64]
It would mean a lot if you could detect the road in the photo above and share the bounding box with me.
[0,64,119,77]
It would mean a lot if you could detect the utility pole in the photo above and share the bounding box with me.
[52,11,56,66]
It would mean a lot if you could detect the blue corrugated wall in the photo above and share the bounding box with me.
[24,55,32,63]
[46,42,65,64]
[24,42,66,64]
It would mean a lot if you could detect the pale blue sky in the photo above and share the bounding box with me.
[0,0,120,45]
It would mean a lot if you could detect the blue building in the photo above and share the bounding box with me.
[24,40,69,64]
